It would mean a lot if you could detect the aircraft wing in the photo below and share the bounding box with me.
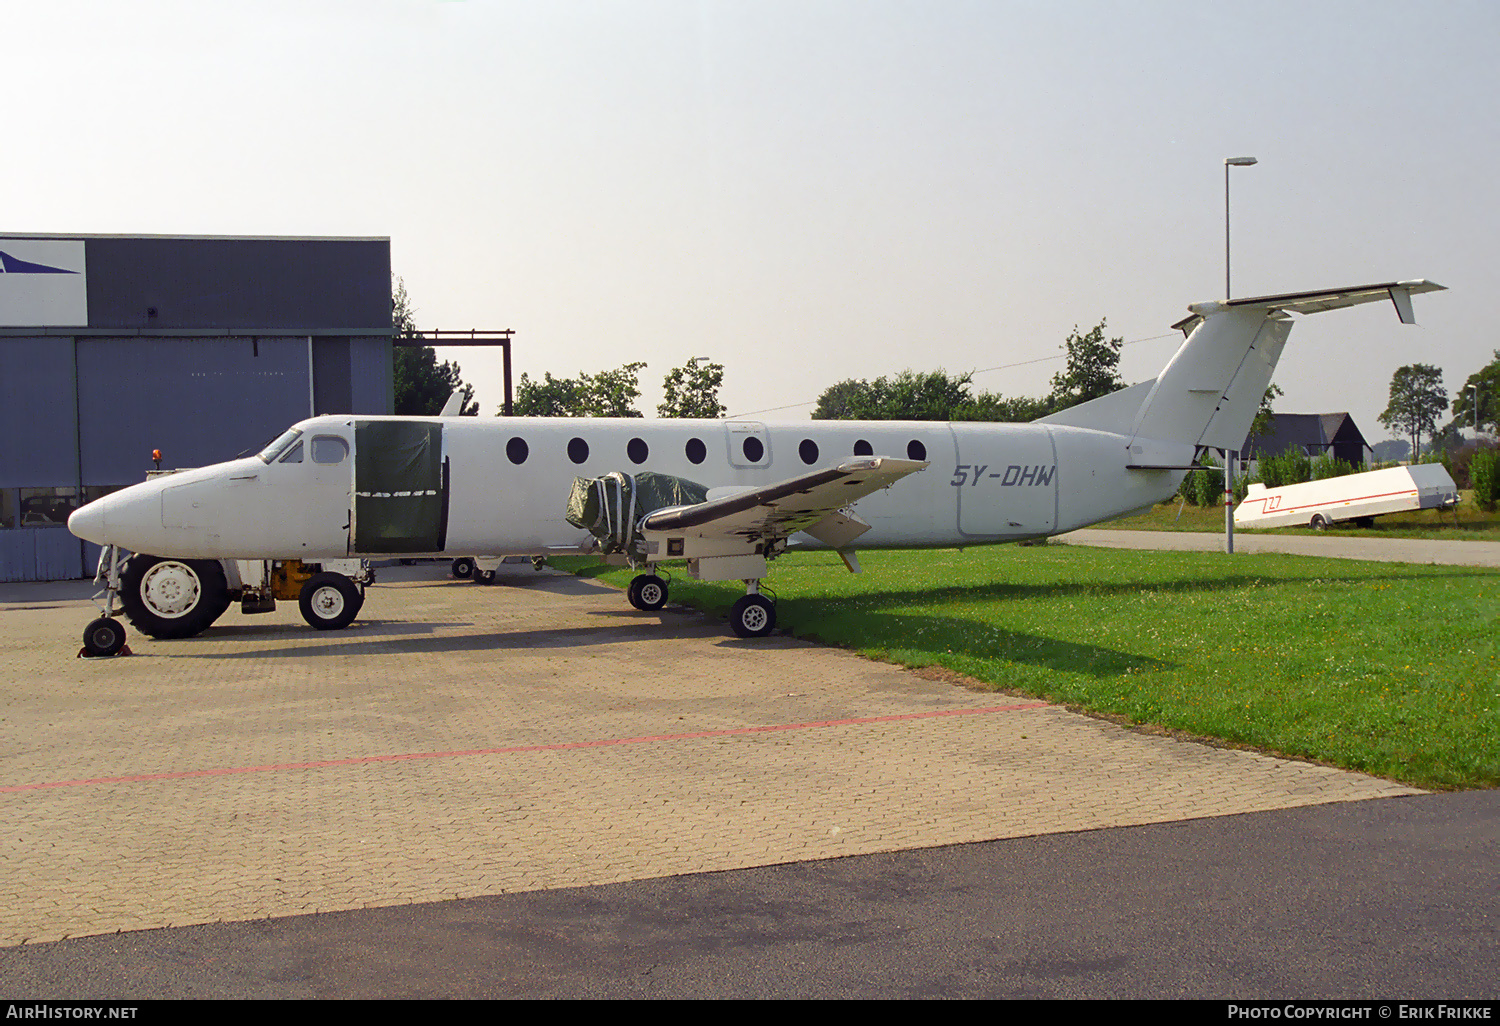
[640,457,928,542]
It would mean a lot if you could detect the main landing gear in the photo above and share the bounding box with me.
[728,584,776,639]
[627,573,669,611]
[623,569,777,639]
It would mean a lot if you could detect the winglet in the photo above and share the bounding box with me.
[1388,285,1416,325]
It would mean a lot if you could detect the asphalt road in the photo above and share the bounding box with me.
[1058,529,1500,567]
[0,790,1493,999]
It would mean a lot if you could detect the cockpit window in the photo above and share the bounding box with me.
[311,436,349,464]
[258,427,303,463]
[278,441,304,464]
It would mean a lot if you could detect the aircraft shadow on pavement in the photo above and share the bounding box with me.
[180,621,712,659]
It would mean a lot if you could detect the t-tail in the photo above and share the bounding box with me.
[1038,280,1445,464]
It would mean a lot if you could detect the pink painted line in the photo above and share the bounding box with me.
[2,702,1050,794]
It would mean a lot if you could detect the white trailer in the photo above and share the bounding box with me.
[1233,464,1459,530]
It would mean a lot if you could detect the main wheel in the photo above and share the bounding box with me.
[81,617,127,657]
[299,573,362,630]
[628,574,669,611]
[451,557,475,579]
[120,555,230,639]
[1310,514,1329,530]
[729,594,776,639]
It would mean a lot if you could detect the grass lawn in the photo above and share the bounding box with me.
[1098,492,1500,540]
[552,545,1499,791]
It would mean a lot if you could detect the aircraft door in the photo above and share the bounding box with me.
[948,424,1058,537]
[725,421,772,470]
[352,420,447,554]
[264,427,353,555]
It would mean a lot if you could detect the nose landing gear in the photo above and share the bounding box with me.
[78,546,132,658]
[81,616,129,658]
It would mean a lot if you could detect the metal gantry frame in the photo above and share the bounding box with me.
[394,329,516,415]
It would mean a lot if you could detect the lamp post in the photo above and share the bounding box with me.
[1222,157,1257,553]
[1224,156,1258,299]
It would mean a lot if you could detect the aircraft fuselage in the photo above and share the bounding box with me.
[67,415,1191,561]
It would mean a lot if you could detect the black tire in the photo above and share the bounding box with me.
[729,594,776,639]
[299,573,361,630]
[476,569,496,585]
[119,555,230,639]
[451,557,475,579]
[628,574,669,611]
[1310,514,1329,531]
[1354,517,1375,529]
[81,617,127,657]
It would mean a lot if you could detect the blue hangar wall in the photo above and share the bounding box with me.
[0,234,393,582]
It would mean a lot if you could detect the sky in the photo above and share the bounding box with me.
[8,0,1498,442]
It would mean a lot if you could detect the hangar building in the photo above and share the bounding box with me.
[1,234,393,582]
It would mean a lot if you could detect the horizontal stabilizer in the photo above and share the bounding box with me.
[1171,280,1445,336]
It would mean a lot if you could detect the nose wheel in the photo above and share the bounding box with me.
[80,617,129,658]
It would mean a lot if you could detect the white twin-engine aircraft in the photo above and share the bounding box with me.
[68,280,1442,654]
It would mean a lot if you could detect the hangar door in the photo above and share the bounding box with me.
[353,421,448,553]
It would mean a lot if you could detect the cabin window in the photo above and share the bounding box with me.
[907,439,927,461]
[853,439,873,456]
[311,436,348,464]
[568,437,589,464]
[278,441,304,464]
[742,436,764,462]
[507,437,529,465]
[685,438,706,465]
[799,439,819,465]
[628,438,649,464]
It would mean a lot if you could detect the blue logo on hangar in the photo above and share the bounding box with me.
[0,250,79,273]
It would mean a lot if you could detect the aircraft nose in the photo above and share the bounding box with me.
[68,501,107,544]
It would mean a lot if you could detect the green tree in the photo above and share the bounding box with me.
[810,378,878,420]
[1048,320,1124,411]
[1378,363,1448,460]
[1249,384,1284,452]
[812,370,1054,423]
[811,370,973,421]
[658,359,726,418]
[954,392,1054,423]
[391,276,478,415]
[1449,349,1500,436]
[512,361,647,417]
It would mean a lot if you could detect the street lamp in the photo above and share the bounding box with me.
[1224,156,1258,299]
[1222,156,1257,554]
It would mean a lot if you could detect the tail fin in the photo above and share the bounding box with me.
[1041,280,1444,462]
